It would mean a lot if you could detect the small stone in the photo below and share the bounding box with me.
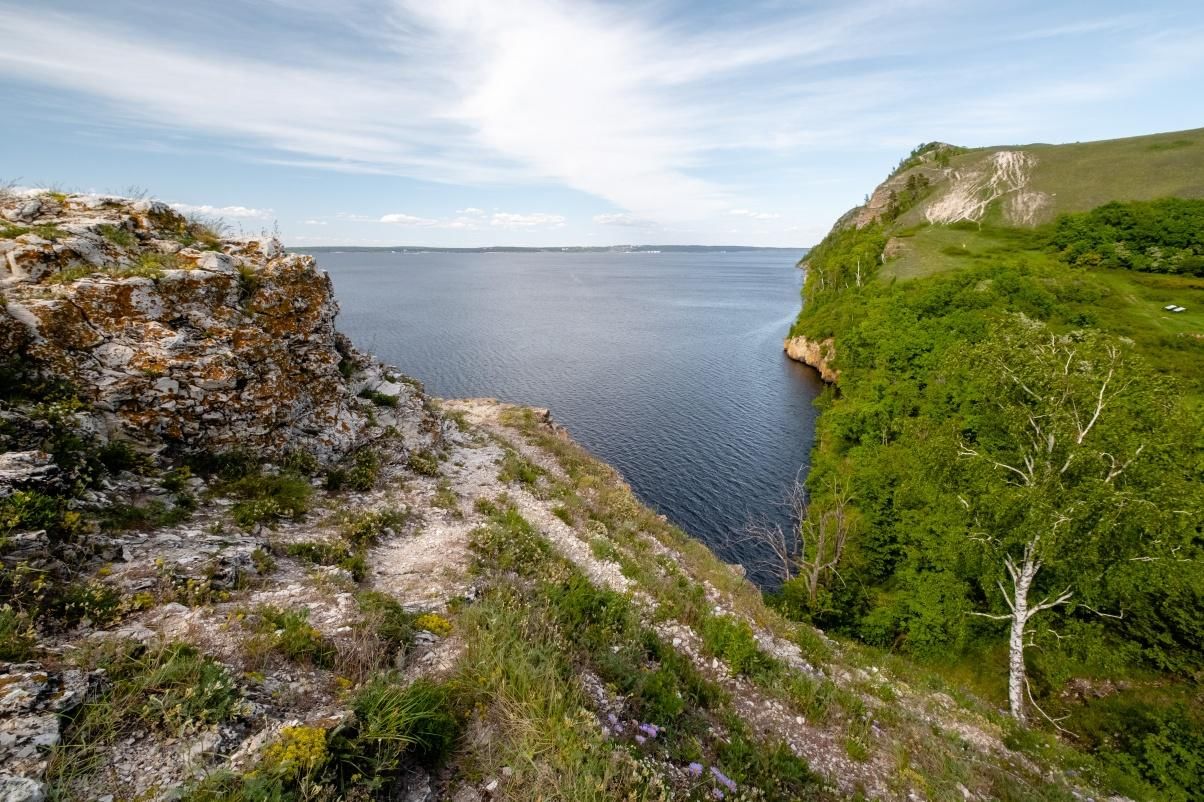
[483,779,499,794]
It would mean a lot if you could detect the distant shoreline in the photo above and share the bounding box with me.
[289,244,807,254]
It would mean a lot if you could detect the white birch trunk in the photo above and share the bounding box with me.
[1007,555,1037,724]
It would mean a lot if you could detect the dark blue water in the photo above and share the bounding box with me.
[319,250,822,583]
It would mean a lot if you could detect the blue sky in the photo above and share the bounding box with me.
[1,1,1202,247]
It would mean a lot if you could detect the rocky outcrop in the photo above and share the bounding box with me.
[0,664,100,801]
[0,192,375,461]
[783,335,838,383]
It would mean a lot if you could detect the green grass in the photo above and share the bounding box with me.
[46,641,243,799]
[921,127,1204,227]
[243,605,336,667]
[97,223,136,248]
[222,470,313,528]
[407,448,442,477]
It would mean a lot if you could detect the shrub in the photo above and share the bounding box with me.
[356,590,417,650]
[468,502,550,576]
[358,389,399,408]
[227,472,312,529]
[699,614,773,677]
[413,612,452,637]
[0,604,36,660]
[246,605,336,667]
[236,264,260,303]
[160,465,192,492]
[339,507,408,546]
[1,490,82,540]
[339,449,383,491]
[336,676,460,775]
[407,449,441,477]
[280,540,366,580]
[260,725,328,779]
[186,448,258,481]
[499,449,545,488]
[97,440,148,473]
[280,450,320,477]
[432,480,460,516]
[101,499,191,530]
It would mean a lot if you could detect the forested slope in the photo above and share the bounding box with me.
[782,130,1204,800]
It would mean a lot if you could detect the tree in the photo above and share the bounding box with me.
[739,474,860,608]
[956,321,1180,724]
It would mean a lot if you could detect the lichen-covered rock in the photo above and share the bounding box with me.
[0,191,377,461]
[0,663,99,795]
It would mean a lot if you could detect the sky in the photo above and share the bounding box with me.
[1,1,1202,248]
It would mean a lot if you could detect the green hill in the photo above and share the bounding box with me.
[784,129,1204,801]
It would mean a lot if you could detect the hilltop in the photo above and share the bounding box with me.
[0,190,1140,802]
[783,129,1203,800]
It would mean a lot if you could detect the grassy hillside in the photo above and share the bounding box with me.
[785,130,1204,800]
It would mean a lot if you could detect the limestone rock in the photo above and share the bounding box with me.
[0,191,384,462]
[0,663,99,790]
[783,335,838,383]
[0,452,57,499]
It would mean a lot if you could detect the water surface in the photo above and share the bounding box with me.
[319,250,822,584]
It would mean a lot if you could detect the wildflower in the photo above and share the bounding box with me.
[687,762,704,778]
[607,712,619,726]
[711,790,725,800]
[635,735,646,745]
[710,767,737,792]
[637,723,659,739]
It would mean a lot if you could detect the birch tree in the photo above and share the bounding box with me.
[956,323,1176,724]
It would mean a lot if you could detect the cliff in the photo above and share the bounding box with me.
[1,189,1134,802]
[782,335,838,383]
[0,192,401,461]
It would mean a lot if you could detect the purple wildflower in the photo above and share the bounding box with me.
[687,762,704,778]
[711,790,725,800]
[710,767,737,792]
[607,713,619,726]
[635,735,646,745]
[638,723,660,739]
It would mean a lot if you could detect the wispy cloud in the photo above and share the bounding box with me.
[729,208,781,221]
[593,212,655,227]
[170,202,273,219]
[379,209,565,229]
[1,0,1201,243]
[0,0,951,226]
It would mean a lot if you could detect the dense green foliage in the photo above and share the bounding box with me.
[1052,198,1204,274]
[795,223,887,313]
[785,196,1204,799]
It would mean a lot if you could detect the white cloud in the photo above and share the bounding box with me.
[456,207,486,215]
[728,208,781,221]
[379,212,438,225]
[302,219,327,225]
[489,212,565,228]
[377,210,564,229]
[169,202,272,219]
[593,212,654,227]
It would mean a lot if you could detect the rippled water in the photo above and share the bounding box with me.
[319,250,822,585]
